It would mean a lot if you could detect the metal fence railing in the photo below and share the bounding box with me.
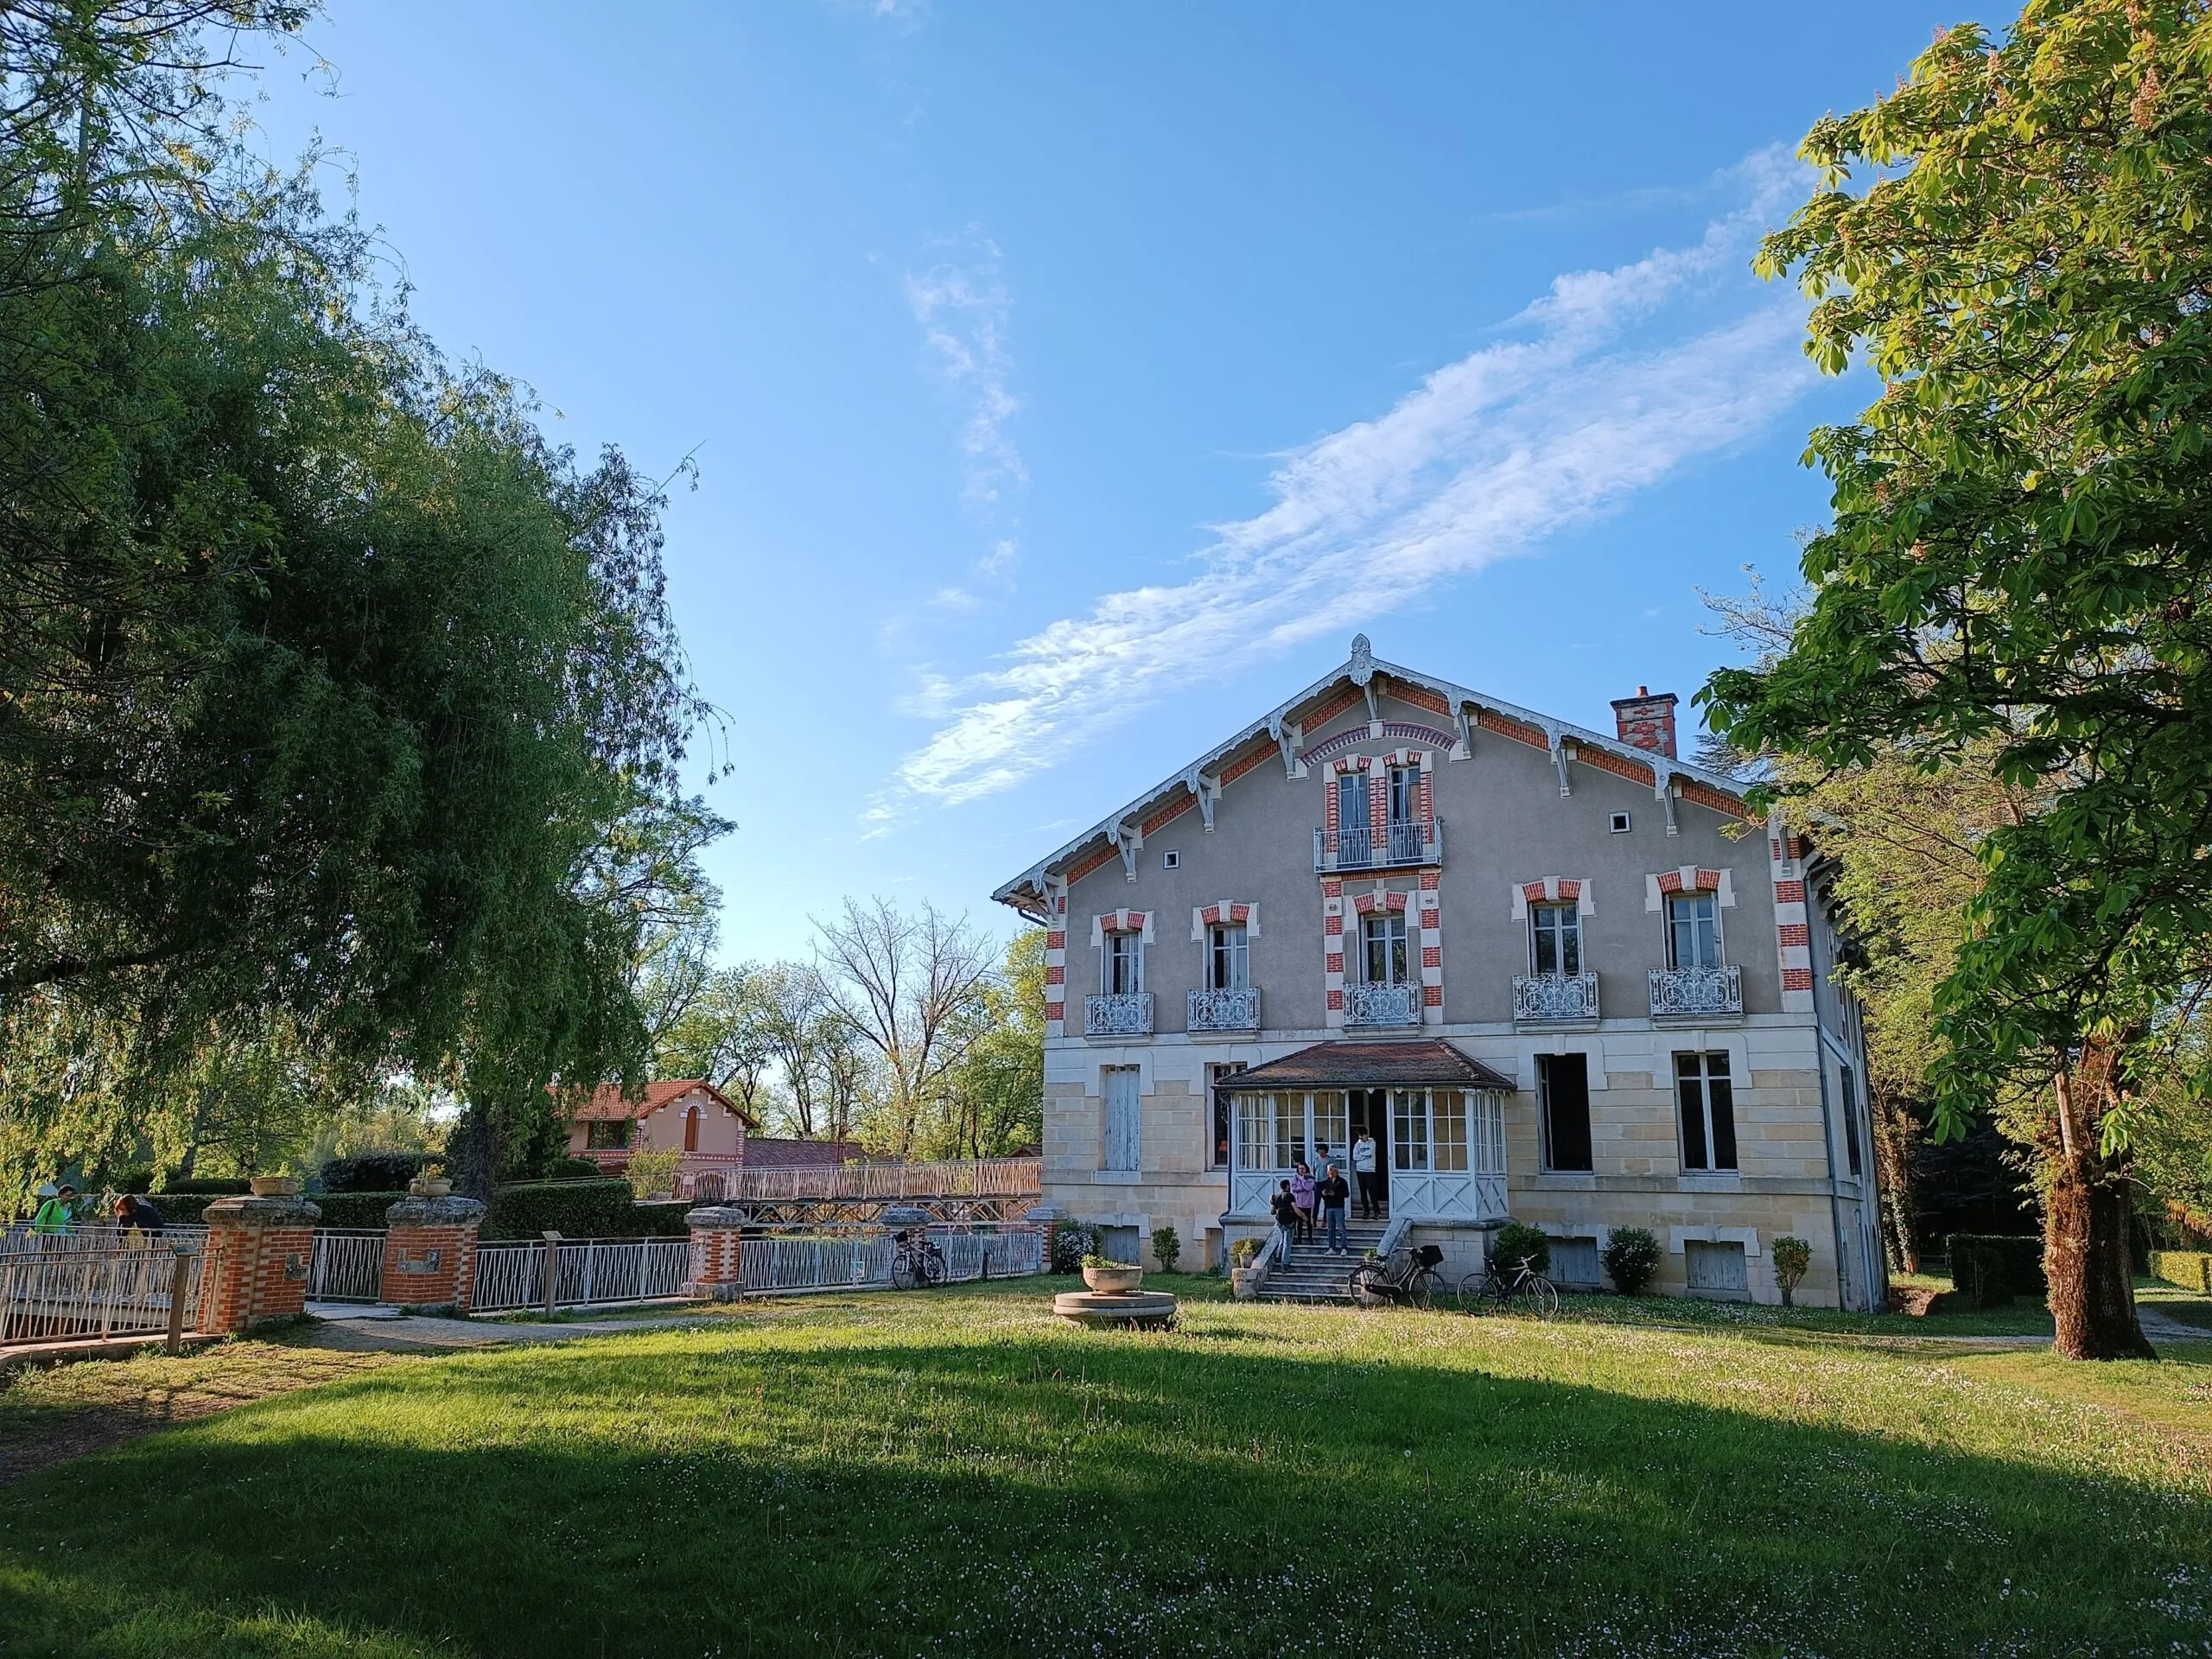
[2,1222,209,1255]
[469,1236,694,1314]
[308,1230,387,1304]
[0,1236,205,1344]
[701,1158,1042,1205]
[734,1225,1041,1298]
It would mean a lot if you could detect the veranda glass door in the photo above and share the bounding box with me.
[1230,1090,1346,1214]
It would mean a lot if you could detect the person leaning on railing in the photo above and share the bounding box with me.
[30,1182,74,1235]
[113,1192,167,1243]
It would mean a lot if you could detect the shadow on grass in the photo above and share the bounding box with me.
[0,1321,2204,1658]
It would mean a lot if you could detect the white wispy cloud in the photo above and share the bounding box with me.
[906,233,1026,572]
[895,152,1816,808]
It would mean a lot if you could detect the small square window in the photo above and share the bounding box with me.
[1610,811,1632,834]
[1161,850,1180,869]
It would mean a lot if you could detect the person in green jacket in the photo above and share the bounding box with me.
[30,1182,74,1234]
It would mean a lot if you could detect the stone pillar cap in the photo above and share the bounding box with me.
[384,1194,488,1228]
[200,1194,321,1227]
[684,1205,753,1228]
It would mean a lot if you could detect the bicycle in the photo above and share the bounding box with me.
[1347,1243,1446,1310]
[1457,1255,1560,1317]
[889,1229,945,1290]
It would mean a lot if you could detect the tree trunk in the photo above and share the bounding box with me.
[2046,1065,2155,1361]
[1870,1085,1920,1274]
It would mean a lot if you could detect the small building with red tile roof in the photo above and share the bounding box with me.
[556,1081,862,1199]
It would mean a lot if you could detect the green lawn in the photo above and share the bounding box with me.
[1,1279,2207,1657]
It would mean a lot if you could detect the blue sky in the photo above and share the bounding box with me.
[252,3,1967,962]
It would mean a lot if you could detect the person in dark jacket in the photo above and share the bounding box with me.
[1269,1180,1300,1266]
[1317,1164,1351,1255]
[114,1193,166,1239]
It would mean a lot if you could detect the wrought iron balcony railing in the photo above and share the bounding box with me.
[1187,987,1260,1032]
[1513,972,1600,1024]
[1084,992,1154,1037]
[1648,965,1743,1019]
[1312,818,1442,873]
[1344,982,1420,1028]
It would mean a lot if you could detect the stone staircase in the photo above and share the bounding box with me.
[1253,1214,1393,1303]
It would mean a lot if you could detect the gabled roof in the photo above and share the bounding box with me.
[991,636,1750,919]
[556,1079,758,1128]
[1210,1040,1516,1091]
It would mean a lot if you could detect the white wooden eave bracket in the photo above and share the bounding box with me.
[1654,766,1680,836]
[1452,701,1474,761]
[1545,727,1572,797]
[1107,820,1142,880]
[1185,767,1221,832]
[1269,715,1305,779]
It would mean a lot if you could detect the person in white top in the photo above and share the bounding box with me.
[1351,1130,1380,1220]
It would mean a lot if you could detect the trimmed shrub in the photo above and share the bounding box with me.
[308,1192,408,1230]
[1771,1236,1812,1306]
[630,1201,692,1237]
[1947,1233,2045,1299]
[320,1152,442,1193]
[1046,1222,1096,1275]
[624,1149,683,1199]
[549,1157,606,1181]
[156,1177,251,1197]
[1491,1222,1551,1278]
[485,1180,647,1241]
[1150,1224,1181,1273]
[1601,1226,1661,1295]
[2150,1249,2212,1293]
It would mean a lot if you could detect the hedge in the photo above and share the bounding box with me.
[320,1153,441,1193]
[1948,1233,2046,1306]
[2150,1249,2212,1294]
[306,1192,409,1230]
[481,1180,690,1241]
[155,1178,250,1197]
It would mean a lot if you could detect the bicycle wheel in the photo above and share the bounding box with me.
[1527,1274,1559,1318]
[920,1248,946,1287]
[1456,1271,1490,1313]
[891,1254,918,1291]
[1348,1263,1386,1305]
[1409,1268,1443,1311]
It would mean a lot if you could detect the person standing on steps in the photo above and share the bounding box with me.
[1270,1179,1300,1267]
[1290,1161,1318,1243]
[1318,1163,1351,1255]
[1351,1129,1380,1220]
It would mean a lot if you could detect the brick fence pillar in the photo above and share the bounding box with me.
[380,1195,489,1310]
[199,1195,321,1333]
[683,1205,750,1300]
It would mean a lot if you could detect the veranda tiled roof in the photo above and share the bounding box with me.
[1208,1040,1516,1092]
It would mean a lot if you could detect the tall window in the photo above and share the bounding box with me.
[1531,904,1582,976]
[1391,1088,1428,1170]
[1337,773,1370,854]
[1386,766,1421,860]
[1106,930,1144,995]
[1208,923,1249,991]
[1537,1052,1593,1172]
[1839,1063,1863,1178]
[1675,1051,1738,1173]
[1208,1062,1246,1168]
[1666,891,1721,969]
[1431,1090,1468,1172]
[1360,911,1408,985]
[1236,1091,1274,1170]
[683,1105,701,1153]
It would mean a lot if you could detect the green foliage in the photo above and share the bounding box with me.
[549,1158,607,1182]
[481,1180,663,1242]
[1230,1236,1262,1270]
[303,1192,407,1230]
[622,1150,683,1199]
[1149,1224,1180,1273]
[318,1154,442,1194]
[1046,1223,1096,1275]
[1771,1236,1813,1306]
[1491,1223,1551,1279]
[1601,1227,1662,1295]
[1948,1235,2048,1308]
[153,1178,249,1198]
[1080,1252,1138,1271]
[2148,1250,2212,1293]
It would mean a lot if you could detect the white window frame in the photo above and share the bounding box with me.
[1665,890,1724,970]
[1675,1050,1738,1173]
[1359,910,1408,987]
[1529,903,1583,976]
[1105,930,1145,996]
[1208,922,1249,991]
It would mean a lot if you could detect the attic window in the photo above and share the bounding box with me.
[1161,850,1181,869]
[1610,811,1632,834]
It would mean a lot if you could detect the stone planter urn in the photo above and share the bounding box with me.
[1230,1267,1264,1300]
[409,1176,453,1198]
[249,1175,301,1198]
[1083,1263,1143,1294]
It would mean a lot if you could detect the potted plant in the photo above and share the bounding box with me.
[409,1173,453,1198]
[1082,1253,1143,1294]
[249,1174,301,1198]
[1228,1236,1264,1300]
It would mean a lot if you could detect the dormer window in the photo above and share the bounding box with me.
[1106,929,1145,995]
[1530,903,1582,976]
[1208,922,1249,991]
[1666,891,1722,969]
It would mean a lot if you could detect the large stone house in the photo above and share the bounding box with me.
[991,637,1886,1309]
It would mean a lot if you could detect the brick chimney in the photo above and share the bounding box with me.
[1611,686,1678,760]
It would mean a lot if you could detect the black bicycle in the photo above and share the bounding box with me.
[1348,1243,1446,1310]
[890,1229,945,1290]
[1457,1256,1560,1317]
